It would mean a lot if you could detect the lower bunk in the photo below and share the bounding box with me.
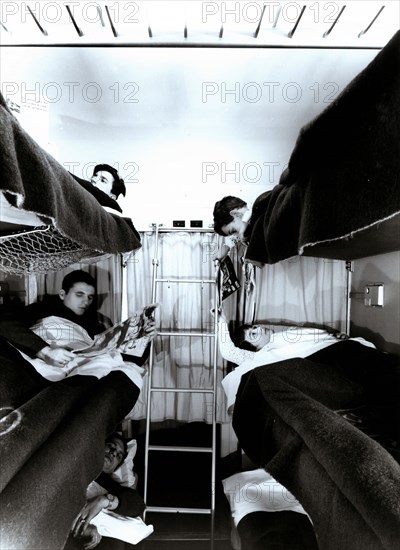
[223,466,318,550]
[0,336,142,550]
[229,340,400,550]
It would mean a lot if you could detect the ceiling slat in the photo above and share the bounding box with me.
[323,5,346,38]
[0,1,396,48]
[358,6,385,38]
[66,4,83,37]
[288,5,306,39]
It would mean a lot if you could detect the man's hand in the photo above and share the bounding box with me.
[212,244,230,263]
[334,332,349,340]
[71,496,109,539]
[210,307,227,323]
[143,319,157,341]
[36,346,75,368]
[80,525,102,550]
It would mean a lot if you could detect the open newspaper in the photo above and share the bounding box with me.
[72,303,159,358]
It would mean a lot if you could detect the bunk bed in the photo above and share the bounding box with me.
[244,29,400,266]
[0,91,143,548]
[0,91,141,275]
[225,30,400,550]
[222,466,319,550]
[230,340,400,550]
[0,342,141,549]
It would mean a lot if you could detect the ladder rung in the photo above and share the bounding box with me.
[158,331,215,337]
[150,387,214,394]
[145,506,212,514]
[148,445,213,453]
[156,278,215,284]
[143,536,214,542]
[151,227,215,233]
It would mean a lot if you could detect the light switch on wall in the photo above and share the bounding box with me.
[364,283,384,307]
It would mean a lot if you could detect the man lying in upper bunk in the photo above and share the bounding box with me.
[212,195,250,261]
[215,308,375,413]
[90,164,126,202]
[70,164,136,226]
[70,164,127,215]
[212,181,302,266]
[0,269,157,388]
[70,165,141,241]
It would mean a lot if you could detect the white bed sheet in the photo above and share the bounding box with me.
[222,468,308,527]
[19,316,144,390]
[222,329,376,412]
[0,191,44,227]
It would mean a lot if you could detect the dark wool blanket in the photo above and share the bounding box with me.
[0,337,140,550]
[245,30,400,264]
[0,92,141,255]
[232,341,400,550]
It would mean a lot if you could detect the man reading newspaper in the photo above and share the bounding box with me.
[0,270,158,388]
[70,303,159,358]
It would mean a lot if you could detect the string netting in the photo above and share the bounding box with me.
[0,225,105,275]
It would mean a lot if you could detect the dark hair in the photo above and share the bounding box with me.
[62,270,96,293]
[213,196,247,236]
[106,432,128,468]
[233,324,258,352]
[93,164,126,199]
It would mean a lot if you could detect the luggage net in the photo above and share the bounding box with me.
[0,225,105,275]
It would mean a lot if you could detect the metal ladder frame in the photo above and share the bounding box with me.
[143,224,219,546]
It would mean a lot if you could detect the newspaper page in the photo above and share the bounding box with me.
[218,256,241,305]
[120,303,159,358]
[72,303,160,358]
[72,318,132,358]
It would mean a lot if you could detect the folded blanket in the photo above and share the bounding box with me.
[0,92,141,256]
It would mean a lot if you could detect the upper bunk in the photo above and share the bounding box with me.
[244,29,400,265]
[0,92,141,275]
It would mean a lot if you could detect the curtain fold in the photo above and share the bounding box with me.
[253,256,347,331]
[124,231,230,431]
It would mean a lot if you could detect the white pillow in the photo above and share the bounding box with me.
[110,439,138,488]
[222,469,307,526]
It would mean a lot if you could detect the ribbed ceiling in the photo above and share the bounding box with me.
[1,0,398,48]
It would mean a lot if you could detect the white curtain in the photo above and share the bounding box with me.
[252,256,347,331]
[124,231,230,430]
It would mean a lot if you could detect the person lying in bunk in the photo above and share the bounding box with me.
[70,164,126,215]
[215,308,375,413]
[90,164,126,202]
[70,165,141,240]
[213,180,306,267]
[65,432,151,550]
[0,270,156,387]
